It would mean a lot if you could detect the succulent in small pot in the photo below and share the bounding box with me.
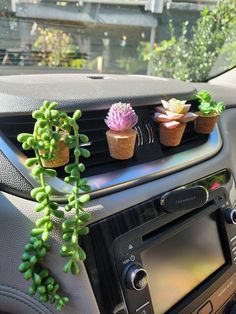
[194,91,225,134]
[40,131,69,168]
[17,101,91,311]
[105,102,138,160]
[154,98,197,146]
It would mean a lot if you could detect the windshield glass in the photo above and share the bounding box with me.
[0,0,235,82]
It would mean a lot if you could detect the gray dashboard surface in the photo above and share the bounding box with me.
[0,74,196,114]
[0,73,235,116]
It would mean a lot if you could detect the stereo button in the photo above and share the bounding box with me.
[197,301,213,314]
[125,264,148,291]
[225,208,236,224]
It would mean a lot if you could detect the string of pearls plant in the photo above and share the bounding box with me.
[17,101,91,310]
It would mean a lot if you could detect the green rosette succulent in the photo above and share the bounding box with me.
[196,91,225,115]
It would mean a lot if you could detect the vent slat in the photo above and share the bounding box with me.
[1,124,107,132]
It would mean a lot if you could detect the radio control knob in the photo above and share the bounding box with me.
[225,208,236,224]
[125,264,148,291]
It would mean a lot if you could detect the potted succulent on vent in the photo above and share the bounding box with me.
[40,131,69,168]
[105,102,138,160]
[194,91,225,134]
[17,101,91,310]
[154,98,197,146]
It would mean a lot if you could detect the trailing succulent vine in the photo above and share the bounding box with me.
[17,101,91,310]
[61,110,91,275]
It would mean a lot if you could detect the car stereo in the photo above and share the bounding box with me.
[82,169,236,314]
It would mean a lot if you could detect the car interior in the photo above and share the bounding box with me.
[0,1,236,314]
[0,69,236,314]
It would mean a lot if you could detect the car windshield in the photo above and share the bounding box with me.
[0,0,235,82]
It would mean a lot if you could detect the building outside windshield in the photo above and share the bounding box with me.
[0,0,235,81]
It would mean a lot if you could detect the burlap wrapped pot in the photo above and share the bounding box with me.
[194,112,218,134]
[40,132,69,168]
[159,122,186,146]
[106,129,137,160]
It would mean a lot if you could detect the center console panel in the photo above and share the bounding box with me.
[82,169,236,314]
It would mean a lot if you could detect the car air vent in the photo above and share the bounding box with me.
[0,104,209,180]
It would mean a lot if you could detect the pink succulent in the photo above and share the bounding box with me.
[154,99,197,129]
[105,102,138,131]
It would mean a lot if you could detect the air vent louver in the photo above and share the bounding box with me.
[0,104,209,179]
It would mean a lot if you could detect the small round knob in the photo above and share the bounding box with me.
[225,208,236,224]
[125,264,148,291]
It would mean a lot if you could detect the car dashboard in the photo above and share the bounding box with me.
[0,72,236,314]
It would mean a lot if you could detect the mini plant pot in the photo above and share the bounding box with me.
[159,122,186,146]
[106,129,137,160]
[194,112,218,134]
[40,133,69,168]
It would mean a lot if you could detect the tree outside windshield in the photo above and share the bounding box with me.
[0,0,235,81]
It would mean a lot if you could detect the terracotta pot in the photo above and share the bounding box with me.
[106,129,137,160]
[40,133,69,168]
[159,122,186,146]
[194,112,218,134]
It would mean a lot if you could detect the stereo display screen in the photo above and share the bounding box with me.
[141,213,225,314]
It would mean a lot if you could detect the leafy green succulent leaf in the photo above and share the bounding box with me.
[196,91,225,115]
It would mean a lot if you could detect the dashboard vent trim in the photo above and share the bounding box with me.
[0,123,222,201]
